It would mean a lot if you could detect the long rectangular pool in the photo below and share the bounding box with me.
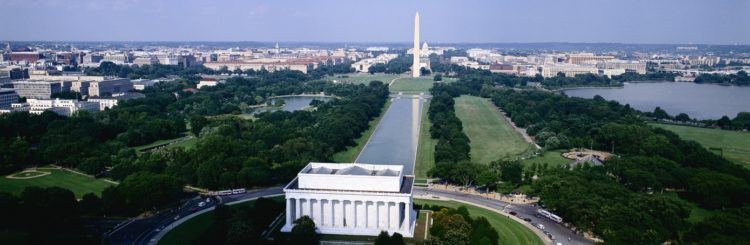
[354,97,424,175]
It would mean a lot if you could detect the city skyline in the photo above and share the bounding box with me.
[0,0,748,45]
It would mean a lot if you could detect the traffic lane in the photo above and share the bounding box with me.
[414,188,593,245]
[142,187,284,244]
[137,197,218,244]
[108,195,208,245]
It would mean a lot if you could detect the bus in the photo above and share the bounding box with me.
[537,209,563,223]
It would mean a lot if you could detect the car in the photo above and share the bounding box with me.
[537,224,546,230]
[205,198,211,203]
[198,201,206,207]
[173,215,180,220]
[509,211,517,216]
[523,218,532,222]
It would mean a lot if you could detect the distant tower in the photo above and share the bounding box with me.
[412,12,421,78]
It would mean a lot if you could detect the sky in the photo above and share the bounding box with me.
[0,0,748,44]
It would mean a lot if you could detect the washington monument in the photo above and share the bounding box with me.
[411,12,420,78]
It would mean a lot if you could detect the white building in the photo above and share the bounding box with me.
[197,77,225,89]
[26,98,99,116]
[88,92,146,110]
[282,163,416,237]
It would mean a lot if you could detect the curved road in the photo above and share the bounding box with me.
[105,187,283,245]
[414,187,594,245]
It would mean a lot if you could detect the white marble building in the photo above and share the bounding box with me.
[281,162,416,237]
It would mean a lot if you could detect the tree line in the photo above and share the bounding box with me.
[421,66,750,243]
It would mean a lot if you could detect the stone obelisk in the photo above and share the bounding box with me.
[412,12,421,78]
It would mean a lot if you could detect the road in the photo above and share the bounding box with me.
[414,187,594,245]
[105,187,283,245]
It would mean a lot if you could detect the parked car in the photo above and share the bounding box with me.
[198,201,206,207]
[509,211,517,216]
[523,217,532,222]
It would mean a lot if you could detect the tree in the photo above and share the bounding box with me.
[79,193,102,216]
[290,216,318,245]
[375,231,391,245]
[430,213,472,245]
[717,115,733,129]
[375,231,405,245]
[674,113,691,122]
[189,115,209,136]
[475,167,500,191]
[117,172,185,212]
[434,74,443,81]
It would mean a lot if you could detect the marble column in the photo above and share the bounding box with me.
[286,198,293,225]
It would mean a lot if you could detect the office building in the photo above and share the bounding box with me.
[0,88,18,108]
[12,80,62,99]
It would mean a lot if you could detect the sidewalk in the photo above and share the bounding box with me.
[428,183,539,205]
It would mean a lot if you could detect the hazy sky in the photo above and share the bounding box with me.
[1,0,748,44]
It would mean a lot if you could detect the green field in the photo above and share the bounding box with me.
[390,76,435,93]
[133,134,194,152]
[322,73,403,85]
[159,196,284,245]
[333,100,392,163]
[415,199,544,245]
[520,150,571,169]
[454,96,534,165]
[0,167,115,198]
[650,123,750,168]
[415,101,437,179]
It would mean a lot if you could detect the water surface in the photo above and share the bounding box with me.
[563,82,750,119]
[355,97,424,175]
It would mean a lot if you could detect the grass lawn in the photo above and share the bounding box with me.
[333,100,392,163]
[390,76,435,93]
[520,150,571,169]
[322,73,403,85]
[415,199,544,245]
[415,100,437,179]
[159,136,198,151]
[133,134,193,152]
[0,167,114,198]
[159,196,284,245]
[662,191,715,223]
[454,96,534,165]
[650,123,750,168]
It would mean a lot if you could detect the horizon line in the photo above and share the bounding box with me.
[2,40,749,47]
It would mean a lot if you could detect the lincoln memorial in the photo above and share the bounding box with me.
[281,162,416,237]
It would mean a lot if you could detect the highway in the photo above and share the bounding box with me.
[104,187,283,245]
[414,187,594,245]
[105,185,594,245]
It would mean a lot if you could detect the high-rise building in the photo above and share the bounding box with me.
[412,12,420,78]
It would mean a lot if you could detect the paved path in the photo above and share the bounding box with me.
[105,187,283,245]
[414,187,594,245]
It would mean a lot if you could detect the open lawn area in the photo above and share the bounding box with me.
[415,199,544,245]
[520,150,571,169]
[415,100,436,179]
[650,123,750,168]
[322,73,404,85]
[390,76,435,93]
[159,196,284,245]
[0,166,115,198]
[454,96,534,165]
[333,100,392,163]
[133,134,195,152]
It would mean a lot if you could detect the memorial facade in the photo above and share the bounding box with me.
[281,162,416,237]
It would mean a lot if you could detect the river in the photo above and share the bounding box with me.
[354,97,424,175]
[563,82,750,119]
